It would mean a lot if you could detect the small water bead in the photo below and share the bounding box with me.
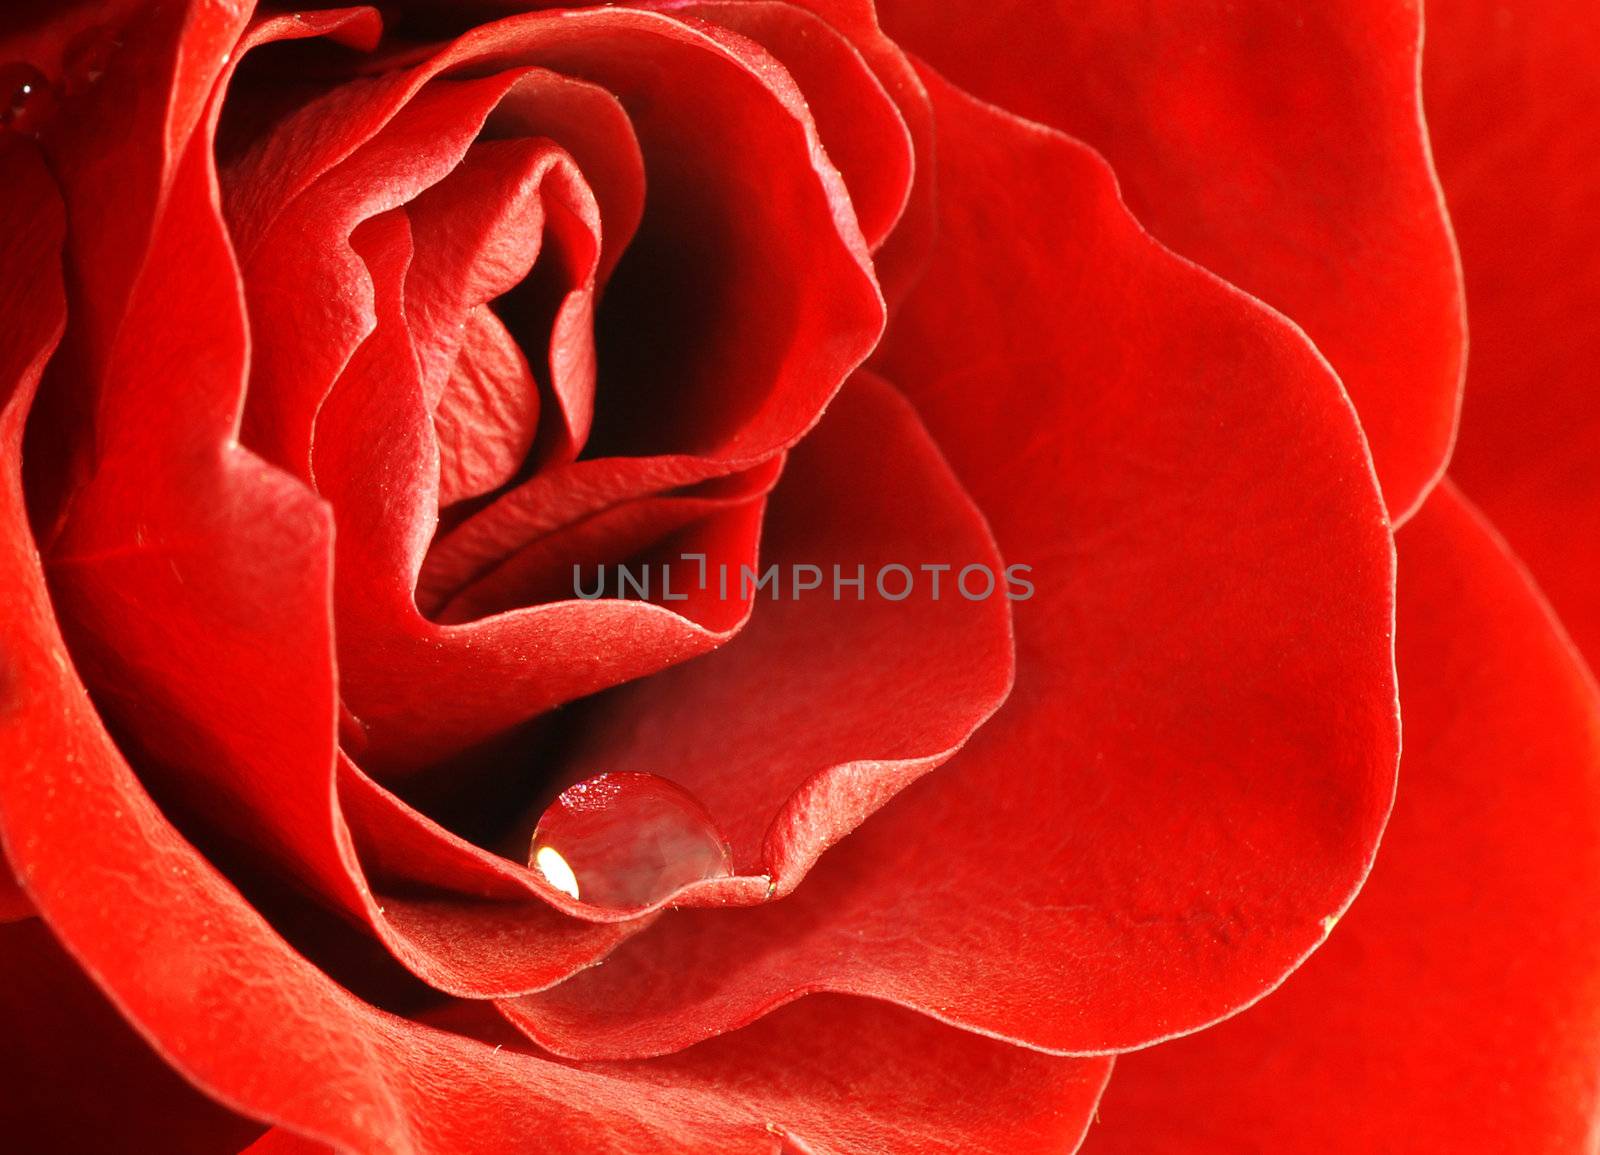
[529,772,733,910]
[1,64,51,136]
[63,27,123,97]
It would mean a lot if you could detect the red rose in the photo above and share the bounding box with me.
[1,1,1594,1152]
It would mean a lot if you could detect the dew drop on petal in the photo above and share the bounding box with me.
[529,772,733,909]
[533,845,580,900]
[63,28,122,96]
[1,64,51,136]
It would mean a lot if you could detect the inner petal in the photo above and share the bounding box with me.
[432,306,539,510]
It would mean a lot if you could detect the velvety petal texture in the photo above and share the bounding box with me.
[11,0,1579,1151]
[0,535,1114,1154]
[880,0,1465,521]
[0,920,264,1153]
[378,0,939,304]
[27,1,643,1007]
[0,118,256,1155]
[497,70,1399,1062]
[0,10,1112,1151]
[8,0,1002,1024]
[224,7,887,775]
[1426,0,1600,670]
[531,371,1014,895]
[1078,484,1600,1153]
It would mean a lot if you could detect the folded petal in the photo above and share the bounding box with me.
[376,0,937,304]
[0,558,1108,1155]
[496,71,1399,1061]
[880,0,1465,520]
[308,185,769,774]
[677,0,912,251]
[506,371,1014,904]
[1077,483,1600,1153]
[756,0,937,306]
[30,9,631,999]
[1425,0,1600,670]
[227,8,885,771]
[0,920,264,1153]
[0,115,259,1155]
[431,306,541,507]
[0,134,65,928]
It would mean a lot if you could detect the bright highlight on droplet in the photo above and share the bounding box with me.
[528,772,733,910]
[533,845,580,900]
[1,62,51,135]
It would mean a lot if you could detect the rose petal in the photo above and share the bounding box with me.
[0,590,1110,1152]
[1425,0,1600,671]
[37,0,269,375]
[231,7,880,473]
[372,0,934,297]
[737,0,937,307]
[480,66,645,288]
[33,9,628,999]
[0,920,264,1153]
[879,0,1466,521]
[425,460,783,624]
[1077,483,1600,1153]
[311,201,770,773]
[236,66,542,476]
[403,136,595,410]
[0,128,245,1155]
[431,306,541,507]
[23,2,312,542]
[251,987,1112,1155]
[0,574,1108,1155]
[398,75,642,472]
[4,86,1107,1155]
[492,71,1399,1061]
[227,8,884,770]
[511,372,1014,893]
[677,1,912,251]
[0,136,65,923]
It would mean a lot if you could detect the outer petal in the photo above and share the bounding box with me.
[1078,483,1600,1153]
[0,64,1106,1151]
[745,0,937,306]
[878,0,1465,520]
[0,546,1109,1155]
[0,920,264,1153]
[496,72,1399,1061]
[1425,0,1600,669]
[0,547,1114,1154]
[675,0,912,251]
[35,7,631,998]
[0,123,257,1155]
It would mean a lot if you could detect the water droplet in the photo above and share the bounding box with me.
[1,63,52,136]
[530,772,732,909]
[533,845,580,900]
[63,28,122,96]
